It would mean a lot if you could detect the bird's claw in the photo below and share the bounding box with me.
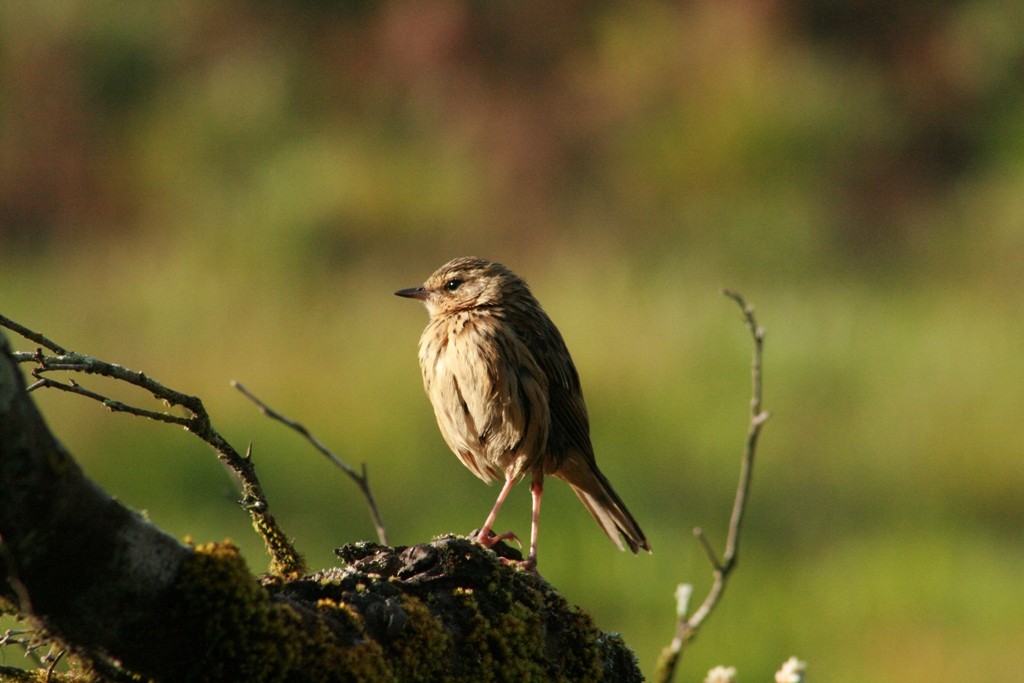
[475,529,522,550]
[516,556,537,573]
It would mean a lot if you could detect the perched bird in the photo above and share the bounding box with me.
[395,256,650,569]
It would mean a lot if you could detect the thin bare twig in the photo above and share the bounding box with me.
[0,315,306,578]
[0,628,46,667]
[0,315,67,355]
[44,647,66,682]
[654,290,771,683]
[232,381,389,545]
[26,376,189,424]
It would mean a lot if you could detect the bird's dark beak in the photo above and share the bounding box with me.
[395,286,429,300]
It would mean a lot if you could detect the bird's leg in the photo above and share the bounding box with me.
[475,476,520,548]
[519,474,543,571]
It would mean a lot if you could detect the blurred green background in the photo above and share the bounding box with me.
[2,2,1022,681]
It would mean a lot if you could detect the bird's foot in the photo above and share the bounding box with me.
[474,529,522,550]
[515,555,537,573]
[472,529,539,573]
[493,554,538,574]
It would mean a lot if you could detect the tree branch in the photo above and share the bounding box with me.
[232,381,389,545]
[654,290,771,683]
[0,316,305,578]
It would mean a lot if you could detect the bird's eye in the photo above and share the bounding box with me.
[444,278,463,292]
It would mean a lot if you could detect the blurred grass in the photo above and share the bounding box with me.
[2,2,1023,681]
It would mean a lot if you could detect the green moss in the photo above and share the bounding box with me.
[5,538,640,682]
[378,595,451,682]
[321,537,629,683]
[251,513,306,579]
[172,541,394,682]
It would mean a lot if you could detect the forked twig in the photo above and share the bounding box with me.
[232,381,388,545]
[654,290,771,683]
[0,314,306,578]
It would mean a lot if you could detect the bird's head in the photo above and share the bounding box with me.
[395,256,526,317]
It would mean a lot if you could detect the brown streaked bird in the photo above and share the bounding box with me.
[395,256,650,569]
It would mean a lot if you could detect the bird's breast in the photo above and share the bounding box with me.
[417,312,542,481]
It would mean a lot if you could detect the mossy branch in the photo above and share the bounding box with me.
[0,313,304,578]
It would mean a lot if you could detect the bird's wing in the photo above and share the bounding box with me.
[486,322,550,474]
[516,308,596,466]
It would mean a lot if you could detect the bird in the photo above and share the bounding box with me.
[395,256,650,569]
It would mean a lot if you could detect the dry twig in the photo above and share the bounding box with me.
[654,290,771,683]
[232,381,388,545]
[0,314,306,578]
[41,646,66,682]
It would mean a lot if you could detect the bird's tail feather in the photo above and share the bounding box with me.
[557,457,651,554]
